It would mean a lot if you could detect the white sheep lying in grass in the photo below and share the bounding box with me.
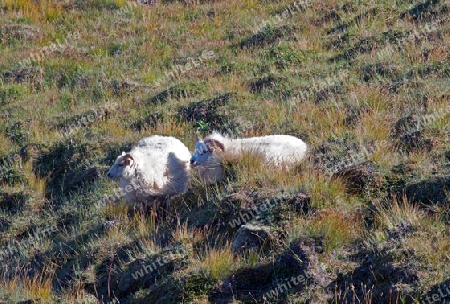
[107,135,191,209]
[190,132,307,183]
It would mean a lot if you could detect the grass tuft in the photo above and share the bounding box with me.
[306,209,364,252]
[200,242,239,281]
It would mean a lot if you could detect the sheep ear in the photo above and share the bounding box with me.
[121,151,126,156]
[124,154,134,166]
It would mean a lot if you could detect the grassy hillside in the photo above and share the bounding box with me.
[0,0,449,302]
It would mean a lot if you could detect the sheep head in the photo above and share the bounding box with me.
[190,137,225,184]
[190,137,224,166]
[107,152,135,179]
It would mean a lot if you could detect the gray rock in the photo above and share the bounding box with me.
[231,224,272,253]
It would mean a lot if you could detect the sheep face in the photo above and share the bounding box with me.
[190,137,224,166]
[190,137,224,184]
[107,152,135,179]
[190,137,210,166]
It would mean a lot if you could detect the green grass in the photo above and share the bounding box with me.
[0,0,449,302]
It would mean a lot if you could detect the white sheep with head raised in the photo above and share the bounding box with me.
[190,132,307,184]
[107,135,191,209]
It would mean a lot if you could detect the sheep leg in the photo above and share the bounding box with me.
[164,196,170,213]
[155,196,170,221]
[132,201,146,214]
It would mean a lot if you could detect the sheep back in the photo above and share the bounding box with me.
[240,135,307,169]
[204,133,307,169]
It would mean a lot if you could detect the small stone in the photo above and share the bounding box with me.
[231,224,272,253]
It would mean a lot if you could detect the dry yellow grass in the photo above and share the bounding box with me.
[2,268,55,302]
[2,0,62,22]
[373,194,423,232]
[308,209,364,252]
[199,242,240,281]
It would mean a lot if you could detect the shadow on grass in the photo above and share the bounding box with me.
[327,8,379,35]
[209,240,311,303]
[327,247,419,303]
[239,25,296,49]
[400,0,444,21]
[33,141,131,201]
[0,222,106,287]
[84,243,189,302]
[177,93,239,134]
[148,82,204,104]
[0,191,28,218]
